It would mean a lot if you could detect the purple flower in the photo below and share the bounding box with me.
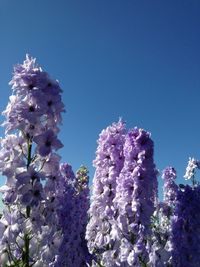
[114,127,158,266]
[171,185,200,267]
[0,55,64,266]
[34,129,63,157]
[9,55,48,96]
[162,167,178,206]
[0,209,20,244]
[55,164,91,267]
[19,180,44,206]
[86,119,126,266]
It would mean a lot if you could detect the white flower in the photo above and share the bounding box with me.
[184,157,199,180]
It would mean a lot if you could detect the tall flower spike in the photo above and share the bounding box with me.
[162,167,178,206]
[184,157,200,187]
[75,166,91,265]
[114,127,158,266]
[55,164,91,267]
[86,119,126,266]
[0,55,64,266]
[148,167,178,267]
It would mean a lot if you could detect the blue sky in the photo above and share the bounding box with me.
[0,0,200,198]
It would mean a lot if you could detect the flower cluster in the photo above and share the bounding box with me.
[55,164,90,267]
[0,55,64,266]
[171,185,200,267]
[86,119,126,266]
[114,128,158,266]
[149,201,173,267]
[148,167,178,267]
[184,157,200,188]
[75,166,91,264]
[162,167,178,207]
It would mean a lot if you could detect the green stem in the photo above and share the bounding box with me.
[23,139,32,267]
[22,233,30,267]
[26,206,30,218]
[27,141,32,169]
[24,233,30,267]
[139,255,147,267]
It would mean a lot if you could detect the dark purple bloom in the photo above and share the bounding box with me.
[55,164,91,267]
[171,185,200,267]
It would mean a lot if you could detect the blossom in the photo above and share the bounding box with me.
[171,185,200,267]
[114,127,158,266]
[55,164,91,266]
[0,209,20,245]
[0,55,64,266]
[148,201,173,267]
[184,157,199,180]
[148,167,177,266]
[34,129,63,157]
[162,167,178,206]
[86,119,126,266]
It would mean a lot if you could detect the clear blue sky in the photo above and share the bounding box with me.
[0,0,200,197]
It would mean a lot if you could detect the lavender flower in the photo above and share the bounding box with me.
[114,127,158,266]
[86,119,126,266]
[55,164,90,267]
[75,166,91,264]
[149,202,173,267]
[171,185,200,267]
[162,167,178,207]
[148,167,178,267]
[34,129,63,157]
[0,55,64,266]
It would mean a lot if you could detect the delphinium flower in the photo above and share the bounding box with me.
[148,202,172,267]
[171,185,200,267]
[86,119,126,266]
[162,167,178,208]
[0,55,64,266]
[74,166,91,265]
[114,128,158,267]
[52,163,76,267]
[55,164,91,267]
[184,157,200,186]
[148,167,178,267]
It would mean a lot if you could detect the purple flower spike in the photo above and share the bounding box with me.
[114,127,158,266]
[0,55,64,266]
[86,119,126,266]
[162,167,178,206]
[171,185,200,267]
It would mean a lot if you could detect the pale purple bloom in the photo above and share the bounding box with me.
[114,127,158,266]
[86,119,126,266]
[148,167,177,267]
[162,167,178,206]
[0,55,64,266]
[148,201,173,267]
[34,129,63,157]
[0,209,20,244]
